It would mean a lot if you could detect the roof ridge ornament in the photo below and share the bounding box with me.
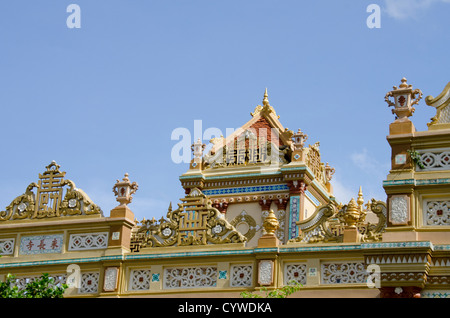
[290,189,387,244]
[112,173,139,207]
[45,160,61,173]
[385,77,423,122]
[251,88,280,119]
[0,162,102,221]
[263,87,270,107]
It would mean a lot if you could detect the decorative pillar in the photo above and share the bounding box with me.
[110,173,139,250]
[383,78,421,242]
[274,198,288,243]
[257,209,279,289]
[287,180,306,240]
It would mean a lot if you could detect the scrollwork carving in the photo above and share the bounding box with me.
[130,188,246,252]
[0,162,102,221]
[289,194,386,244]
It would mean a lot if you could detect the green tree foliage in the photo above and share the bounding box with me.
[240,280,302,298]
[0,273,68,298]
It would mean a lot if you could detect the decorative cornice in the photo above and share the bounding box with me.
[209,193,289,206]
[365,253,430,265]
[202,184,289,196]
[434,244,450,251]
[0,254,124,269]
[426,275,450,286]
[381,272,427,284]
[361,241,434,250]
[383,178,450,187]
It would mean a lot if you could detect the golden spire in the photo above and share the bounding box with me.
[357,186,364,207]
[251,88,279,118]
[263,88,270,107]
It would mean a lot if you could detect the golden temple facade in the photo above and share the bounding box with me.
[0,79,450,298]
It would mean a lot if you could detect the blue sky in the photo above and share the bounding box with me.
[0,0,449,222]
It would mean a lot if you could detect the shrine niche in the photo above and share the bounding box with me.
[130,188,246,252]
[0,161,102,221]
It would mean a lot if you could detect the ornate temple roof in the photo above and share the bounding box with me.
[182,89,336,203]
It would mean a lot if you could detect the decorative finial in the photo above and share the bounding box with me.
[292,128,308,150]
[357,186,364,207]
[385,77,423,122]
[191,138,206,160]
[263,209,279,235]
[45,160,61,173]
[343,198,363,228]
[112,173,139,206]
[263,88,270,107]
[399,77,409,88]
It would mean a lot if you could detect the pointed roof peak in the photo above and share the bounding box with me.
[263,88,270,107]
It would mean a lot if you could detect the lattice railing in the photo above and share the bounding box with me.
[417,149,450,171]
[424,199,450,226]
[284,263,307,285]
[230,264,253,287]
[164,266,218,289]
[321,262,367,284]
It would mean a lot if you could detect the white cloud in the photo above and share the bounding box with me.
[326,149,389,205]
[384,0,449,20]
[350,148,389,179]
[331,175,356,205]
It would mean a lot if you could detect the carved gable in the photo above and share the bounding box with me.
[130,188,246,251]
[0,161,102,221]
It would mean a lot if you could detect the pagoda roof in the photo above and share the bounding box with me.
[208,88,294,155]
